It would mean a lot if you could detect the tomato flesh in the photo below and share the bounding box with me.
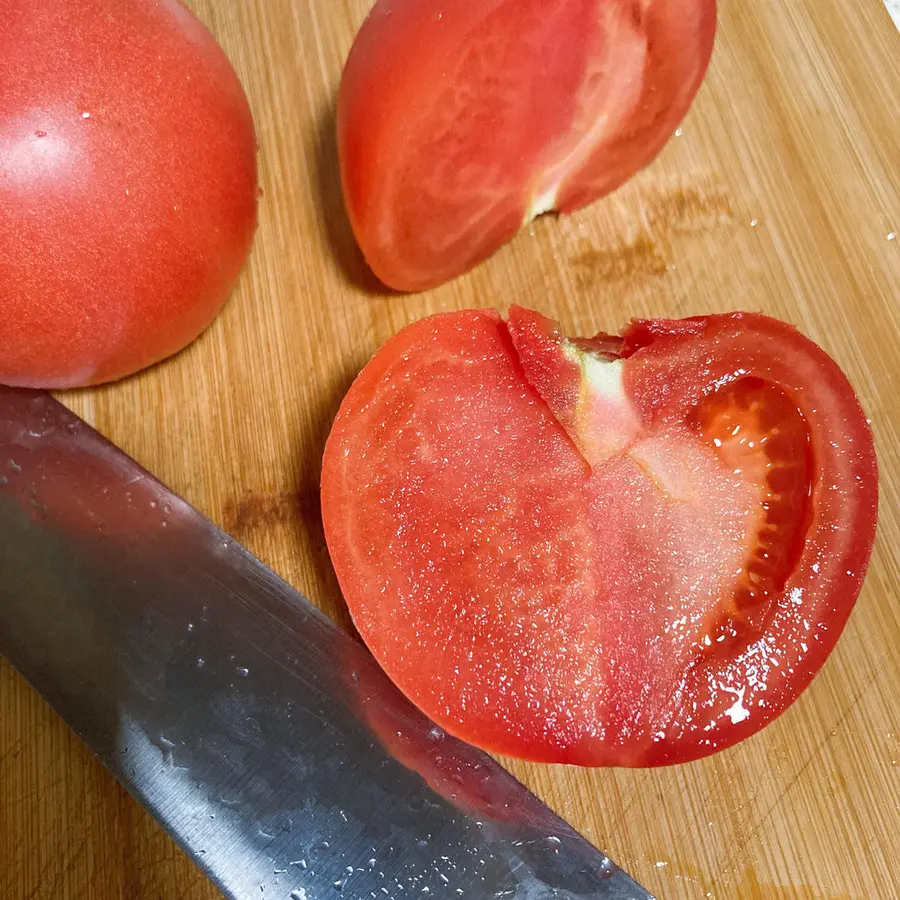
[321,309,877,766]
[338,0,716,291]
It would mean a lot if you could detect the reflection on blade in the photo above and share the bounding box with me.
[0,388,654,900]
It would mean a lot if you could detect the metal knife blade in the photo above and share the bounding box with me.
[0,387,654,900]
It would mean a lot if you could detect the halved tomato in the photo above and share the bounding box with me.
[338,0,716,291]
[321,308,877,767]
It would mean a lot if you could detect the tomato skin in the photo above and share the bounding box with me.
[321,309,877,767]
[0,0,258,388]
[338,0,716,292]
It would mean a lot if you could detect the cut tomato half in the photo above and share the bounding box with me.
[338,0,716,291]
[321,308,877,766]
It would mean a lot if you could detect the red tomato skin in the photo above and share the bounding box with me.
[321,309,878,768]
[0,0,258,388]
[338,0,716,292]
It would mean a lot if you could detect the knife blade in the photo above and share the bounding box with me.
[0,387,654,900]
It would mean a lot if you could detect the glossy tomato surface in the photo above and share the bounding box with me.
[321,308,878,767]
[0,0,258,388]
[338,0,716,291]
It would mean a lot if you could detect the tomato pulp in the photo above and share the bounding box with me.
[321,308,877,767]
[338,0,716,291]
[0,0,258,388]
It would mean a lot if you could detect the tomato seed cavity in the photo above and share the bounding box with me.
[694,377,814,652]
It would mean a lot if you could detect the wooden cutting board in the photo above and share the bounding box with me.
[2,0,899,897]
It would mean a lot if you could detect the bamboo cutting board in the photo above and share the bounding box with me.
[2,0,900,897]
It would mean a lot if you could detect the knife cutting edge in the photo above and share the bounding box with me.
[0,387,654,900]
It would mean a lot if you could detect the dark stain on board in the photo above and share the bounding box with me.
[571,229,669,285]
[223,489,312,537]
[570,179,736,287]
[642,181,735,232]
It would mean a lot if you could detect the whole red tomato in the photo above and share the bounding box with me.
[0,0,258,388]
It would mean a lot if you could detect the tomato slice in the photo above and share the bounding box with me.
[338,0,716,291]
[321,308,877,767]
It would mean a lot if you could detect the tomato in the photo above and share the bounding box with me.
[0,0,258,388]
[321,308,877,767]
[338,0,716,292]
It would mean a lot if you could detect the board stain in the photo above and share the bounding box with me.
[641,181,736,233]
[223,488,317,538]
[733,868,852,899]
[570,179,735,287]
[570,228,668,284]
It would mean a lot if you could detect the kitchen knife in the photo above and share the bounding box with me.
[0,387,654,900]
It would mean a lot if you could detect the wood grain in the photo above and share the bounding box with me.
[3,0,900,897]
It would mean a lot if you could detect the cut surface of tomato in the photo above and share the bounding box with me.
[338,0,716,292]
[321,308,877,766]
